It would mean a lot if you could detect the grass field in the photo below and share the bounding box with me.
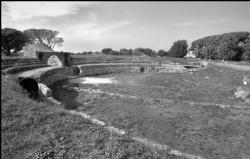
[2,54,250,159]
[1,74,187,159]
[52,65,250,159]
[71,54,202,65]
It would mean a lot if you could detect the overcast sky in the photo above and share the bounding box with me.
[2,1,250,52]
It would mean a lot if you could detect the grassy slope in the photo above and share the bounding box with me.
[1,75,182,159]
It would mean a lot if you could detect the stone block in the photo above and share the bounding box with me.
[38,83,52,97]
[235,86,250,100]
[199,61,209,67]
[243,76,250,85]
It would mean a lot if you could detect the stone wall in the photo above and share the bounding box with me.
[77,63,158,76]
[36,51,73,67]
[17,63,158,91]
[17,62,201,88]
[17,63,192,98]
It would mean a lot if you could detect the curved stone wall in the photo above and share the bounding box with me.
[17,62,193,89]
[16,63,158,98]
[77,63,158,76]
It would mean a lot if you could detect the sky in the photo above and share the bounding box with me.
[2,1,250,52]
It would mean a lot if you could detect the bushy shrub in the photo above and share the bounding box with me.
[157,50,168,57]
[190,31,250,61]
[168,40,188,58]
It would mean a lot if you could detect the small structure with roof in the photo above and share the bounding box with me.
[22,43,54,58]
[22,43,73,67]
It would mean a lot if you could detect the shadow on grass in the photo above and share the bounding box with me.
[51,80,80,110]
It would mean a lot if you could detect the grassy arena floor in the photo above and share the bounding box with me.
[52,65,250,159]
[1,75,184,159]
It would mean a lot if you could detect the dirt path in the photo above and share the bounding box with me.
[211,61,250,71]
[16,66,60,78]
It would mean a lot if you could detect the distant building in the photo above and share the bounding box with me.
[22,43,54,58]
[185,50,196,58]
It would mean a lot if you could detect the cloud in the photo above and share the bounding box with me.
[2,2,99,20]
[64,20,133,41]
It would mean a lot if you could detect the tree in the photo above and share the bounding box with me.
[102,48,113,55]
[168,40,188,58]
[157,50,168,57]
[120,48,133,55]
[216,42,238,60]
[134,48,156,56]
[242,37,250,61]
[23,29,64,49]
[190,31,249,60]
[1,28,30,56]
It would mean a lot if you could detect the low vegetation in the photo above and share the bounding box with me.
[1,75,184,159]
[52,65,250,159]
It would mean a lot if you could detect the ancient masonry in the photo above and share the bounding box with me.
[36,51,73,67]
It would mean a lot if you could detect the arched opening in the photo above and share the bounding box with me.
[47,55,63,66]
[19,78,39,100]
[70,66,80,76]
[140,67,145,73]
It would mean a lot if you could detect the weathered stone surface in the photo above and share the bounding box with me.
[47,55,63,67]
[235,86,250,100]
[243,76,250,85]
[199,61,209,67]
[130,67,140,72]
[189,61,209,67]
[131,55,152,63]
[158,64,187,73]
[38,83,52,97]
[189,62,200,66]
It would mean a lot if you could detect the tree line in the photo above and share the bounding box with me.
[93,40,188,58]
[190,31,250,61]
[1,27,188,58]
[1,28,63,56]
[2,27,249,61]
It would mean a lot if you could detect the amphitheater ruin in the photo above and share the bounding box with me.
[2,51,250,159]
